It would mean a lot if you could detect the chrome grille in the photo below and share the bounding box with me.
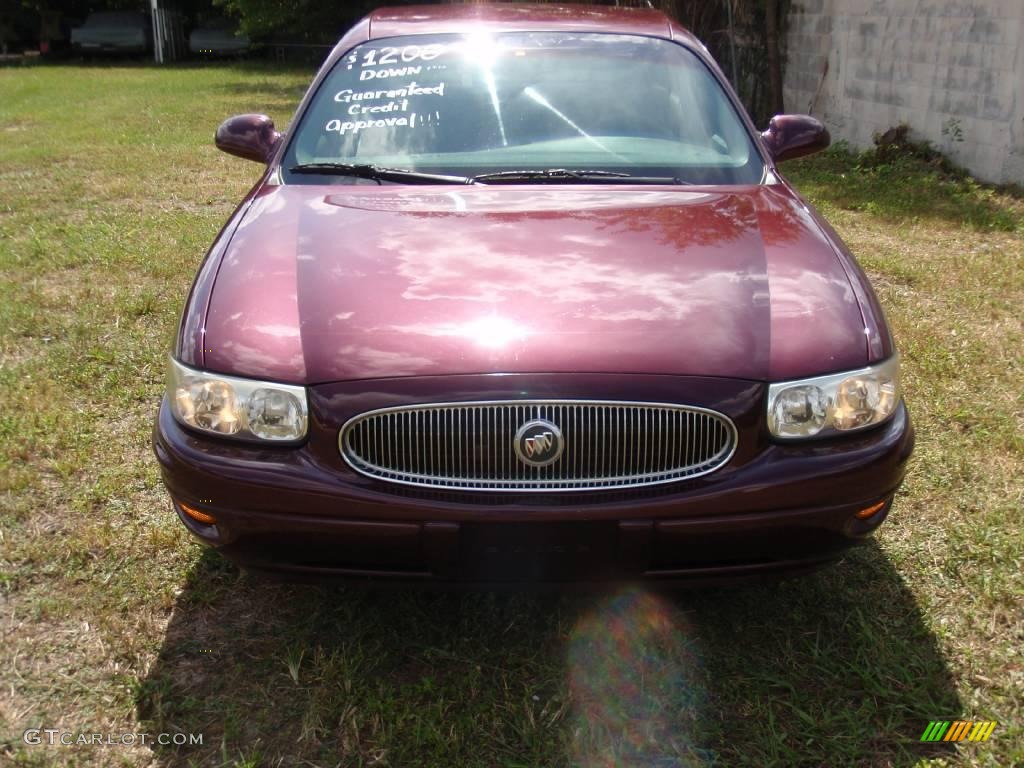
[339,400,737,492]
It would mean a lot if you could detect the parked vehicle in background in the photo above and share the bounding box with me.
[189,18,250,57]
[71,12,151,56]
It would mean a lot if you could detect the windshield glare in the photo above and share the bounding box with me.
[284,32,764,185]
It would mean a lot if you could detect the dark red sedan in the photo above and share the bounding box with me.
[153,4,913,584]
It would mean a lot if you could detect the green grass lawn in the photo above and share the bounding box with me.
[0,63,1021,768]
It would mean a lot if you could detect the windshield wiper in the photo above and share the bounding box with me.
[472,168,684,184]
[289,163,473,185]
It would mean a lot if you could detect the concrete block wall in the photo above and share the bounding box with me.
[784,0,1024,184]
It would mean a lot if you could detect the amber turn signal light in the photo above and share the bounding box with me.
[180,502,217,525]
[854,500,887,520]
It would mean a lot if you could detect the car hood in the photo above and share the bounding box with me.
[203,183,868,385]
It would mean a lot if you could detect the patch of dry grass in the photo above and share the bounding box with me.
[0,64,1021,767]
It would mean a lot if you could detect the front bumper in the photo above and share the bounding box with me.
[153,376,914,584]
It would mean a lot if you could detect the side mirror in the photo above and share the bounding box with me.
[761,114,830,163]
[215,114,281,163]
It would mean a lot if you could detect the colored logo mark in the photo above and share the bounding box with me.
[921,721,997,742]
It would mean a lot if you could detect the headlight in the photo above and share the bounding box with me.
[767,356,900,439]
[167,357,308,442]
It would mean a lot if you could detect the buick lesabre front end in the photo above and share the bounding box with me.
[153,4,913,584]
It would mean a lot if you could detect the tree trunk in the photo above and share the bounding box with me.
[764,0,784,116]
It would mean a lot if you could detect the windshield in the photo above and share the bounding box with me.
[283,32,764,185]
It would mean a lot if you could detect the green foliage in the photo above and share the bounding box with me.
[785,133,1022,232]
[861,123,961,175]
[213,0,393,41]
[656,0,791,124]
[1,63,1021,768]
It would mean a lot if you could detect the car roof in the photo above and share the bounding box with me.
[366,3,699,46]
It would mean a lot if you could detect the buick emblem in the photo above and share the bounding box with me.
[514,419,564,467]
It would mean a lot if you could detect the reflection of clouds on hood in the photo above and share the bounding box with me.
[217,340,306,380]
[769,270,857,319]
[381,315,533,349]
[207,183,861,382]
[330,345,437,379]
[568,587,710,767]
[377,226,761,328]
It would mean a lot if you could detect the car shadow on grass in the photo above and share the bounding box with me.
[137,541,960,767]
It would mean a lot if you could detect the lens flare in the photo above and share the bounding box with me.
[568,588,709,766]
